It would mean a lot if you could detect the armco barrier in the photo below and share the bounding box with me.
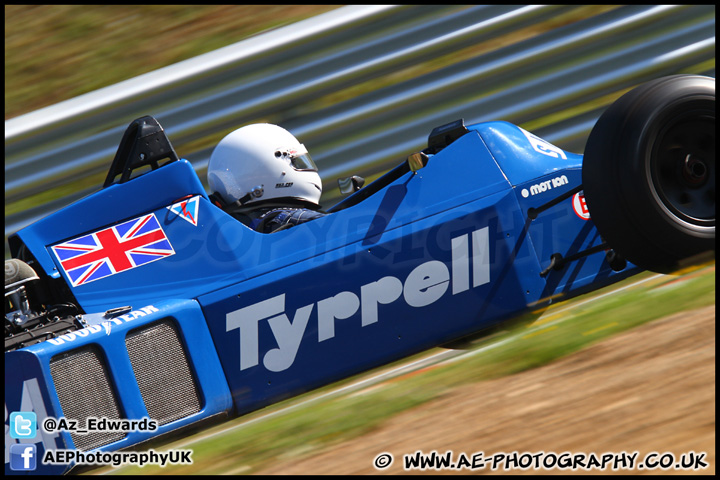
[4,5,715,250]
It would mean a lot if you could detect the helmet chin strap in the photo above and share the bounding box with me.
[237,185,265,206]
[237,192,254,206]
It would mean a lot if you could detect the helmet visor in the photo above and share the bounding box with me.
[291,152,317,172]
[279,143,317,172]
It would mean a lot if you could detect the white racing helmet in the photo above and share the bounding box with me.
[208,124,322,206]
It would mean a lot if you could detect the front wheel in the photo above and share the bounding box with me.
[582,75,715,273]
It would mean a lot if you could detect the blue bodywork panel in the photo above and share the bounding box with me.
[5,120,640,474]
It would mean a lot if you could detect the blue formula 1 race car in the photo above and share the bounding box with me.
[4,75,715,475]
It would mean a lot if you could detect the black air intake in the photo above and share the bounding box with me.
[125,319,201,425]
[50,346,126,451]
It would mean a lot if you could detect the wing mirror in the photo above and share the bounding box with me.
[407,152,429,172]
[338,175,365,195]
[337,151,428,197]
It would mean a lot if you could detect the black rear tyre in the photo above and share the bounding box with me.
[582,75,715,273]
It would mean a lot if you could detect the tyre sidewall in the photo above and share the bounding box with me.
[582,75,715,273]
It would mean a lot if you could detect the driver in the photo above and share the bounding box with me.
[207,123,327,233]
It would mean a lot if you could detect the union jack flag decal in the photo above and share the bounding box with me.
[51,213,175,287]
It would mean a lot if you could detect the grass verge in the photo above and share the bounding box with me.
[4,5,338,120]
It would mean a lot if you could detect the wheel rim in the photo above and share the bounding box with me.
[650,112,715,228]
